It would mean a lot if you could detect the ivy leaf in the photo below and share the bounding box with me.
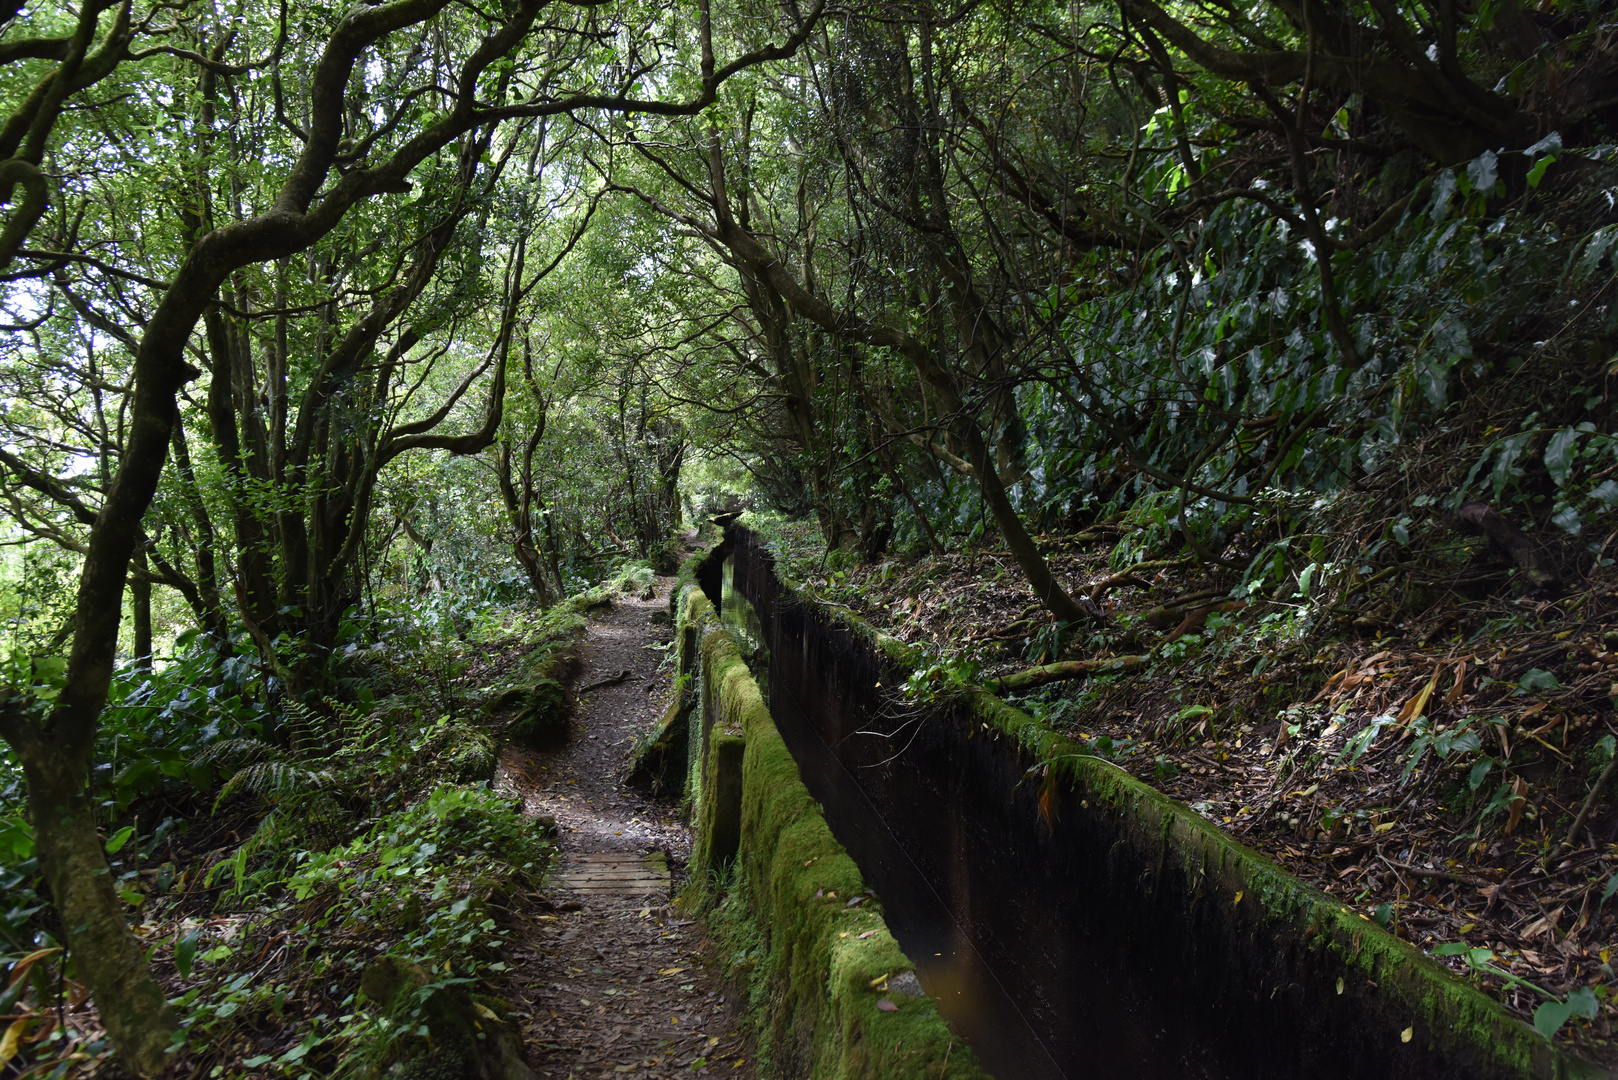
[1467,149,1499,195]
[1490,435,1526,501]
[1534,998,1575,1041]
[1517,669,1561,694]
[1544,428,1580,488]
[1528,154,1555,188]
[1589,480,1618,509]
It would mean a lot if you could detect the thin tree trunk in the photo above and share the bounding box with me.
[129,549,152,672]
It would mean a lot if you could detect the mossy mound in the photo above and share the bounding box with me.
[447,728,497,782]
[505,678,570,749]
[359,956,536,1080]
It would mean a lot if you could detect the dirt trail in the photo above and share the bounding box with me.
[495,576,755,1080]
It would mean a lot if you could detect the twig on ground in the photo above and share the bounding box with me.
[1563,751,1618,851]
[578,669,633,693]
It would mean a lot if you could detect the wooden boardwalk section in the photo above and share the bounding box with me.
[550,850,671,897]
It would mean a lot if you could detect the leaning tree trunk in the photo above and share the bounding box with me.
[24,754,177,1070]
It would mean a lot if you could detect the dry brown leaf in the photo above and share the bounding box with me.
[1445,659,1469,704]
[1505,778,1530,835]
[1395,667,1442,726]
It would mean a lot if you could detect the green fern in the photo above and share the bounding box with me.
[214,760,335,806]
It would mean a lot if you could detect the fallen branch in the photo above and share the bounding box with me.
[1383,858,1498,889]
[1141,589,1228,628]
[968,620,1033,642]
[1454,501,1560,596]
[1161,600,1247,643]
[578,669,633,693]
[1087,571,1151,604]
[1086,557,1192,604]
[983,654,1146,694]
[1563,752,1618,851]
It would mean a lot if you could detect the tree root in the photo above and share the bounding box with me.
[1160,600,1247,643]
[1140,589,1229,628]
[983,654,1146,694]
[1085,557,1191,604]
[578,669,633,693]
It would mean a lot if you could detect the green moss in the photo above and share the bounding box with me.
[446,728,496,782]
[505,678,569,749]
[676,582,985,1080]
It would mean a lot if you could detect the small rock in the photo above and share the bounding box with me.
[887,971,925,998]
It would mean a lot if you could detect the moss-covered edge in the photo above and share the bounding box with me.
[677,582,988,1080]
[764,554,1606,1080]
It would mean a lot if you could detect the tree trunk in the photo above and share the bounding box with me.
[24,759,177,1074]
[129,549,151,672]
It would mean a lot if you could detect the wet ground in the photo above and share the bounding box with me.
[494,576,758,1079]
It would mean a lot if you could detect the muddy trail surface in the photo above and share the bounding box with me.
[495,575,756,1080]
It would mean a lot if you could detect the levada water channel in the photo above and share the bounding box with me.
[698,526,1552,1080]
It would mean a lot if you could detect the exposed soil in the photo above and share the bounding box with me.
[494,577,758,1080]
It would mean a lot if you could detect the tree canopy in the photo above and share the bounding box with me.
[3,0,1618,1067]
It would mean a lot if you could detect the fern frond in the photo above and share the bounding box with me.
[193,738,276,768]
[215,761,335,806]
[238,807,294,858]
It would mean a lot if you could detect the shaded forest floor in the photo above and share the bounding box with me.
[759,502,1618,1059]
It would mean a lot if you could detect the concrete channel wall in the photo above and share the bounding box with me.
[640,555,986,1080]
[704,526,1610,1080]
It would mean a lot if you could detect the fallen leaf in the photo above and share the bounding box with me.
[1395,669,1441,726]
[1505,779,1530,835]
[1401,1026,1413,1043]
[877,999,900,1012]
[0,1018,26,1067]
[1445,660,1468,704]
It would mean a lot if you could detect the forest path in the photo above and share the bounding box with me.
[494,575,756,1080]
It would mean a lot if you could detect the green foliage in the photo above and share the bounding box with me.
[1432,941,1603,1040]
[169,784,549,1075]
[902,656,982,705]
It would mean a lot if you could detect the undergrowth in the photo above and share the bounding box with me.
[0,561,660,1077]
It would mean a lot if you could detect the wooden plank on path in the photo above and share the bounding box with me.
[552,850,670,896]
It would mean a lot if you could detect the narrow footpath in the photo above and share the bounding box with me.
[494,575,757,1080]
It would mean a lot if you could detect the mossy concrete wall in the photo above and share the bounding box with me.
[672,583,986,1080]
[717,525,1610,1080]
